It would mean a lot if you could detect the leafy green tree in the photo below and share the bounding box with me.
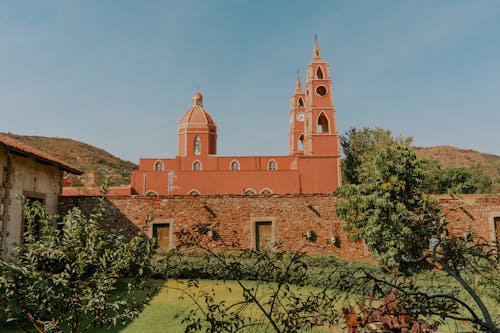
[0,196,155,333]
[340,127,412,185]
[336,143,499,332]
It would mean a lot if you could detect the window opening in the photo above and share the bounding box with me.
[316,67,324,79]
[255,221,272,251]
[154,161,164,171]
[260,188,272,195]
[231,160,240,171]
[193,160,202,171]
[153,223,170,250]
[268,160,277,170]
[315,85,327,96]
[244,188,256,195]
[194,136,201,155]
[188,189,200,195]
[297,97,304,107]
[298,135,304,151]
[317,113,329,133]
[145,190,159,197]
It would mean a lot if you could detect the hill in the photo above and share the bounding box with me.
[3,133,137,186]
[414,145,499,180]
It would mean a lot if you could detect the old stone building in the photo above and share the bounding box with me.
[0,133,82,257]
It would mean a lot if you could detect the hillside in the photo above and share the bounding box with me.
[3,133,137,186]
[414,145,499,180]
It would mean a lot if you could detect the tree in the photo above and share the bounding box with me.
[336,143,499,332]
[0,195,156,333]
[340,127,412,185]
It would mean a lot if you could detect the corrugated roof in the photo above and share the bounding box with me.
[0,133,83,175]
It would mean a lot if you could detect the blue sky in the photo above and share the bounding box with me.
[1,0,499,162]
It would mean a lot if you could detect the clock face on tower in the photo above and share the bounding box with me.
[296,112,305,122]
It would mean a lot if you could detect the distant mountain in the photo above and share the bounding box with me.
[4,133,137,186]
[414,145,499,180]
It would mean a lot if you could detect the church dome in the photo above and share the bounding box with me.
[178,92,217,128]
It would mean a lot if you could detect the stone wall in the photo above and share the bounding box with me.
[58,194,500,261]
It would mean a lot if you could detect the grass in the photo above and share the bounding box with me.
[1,278,498,332]
[0,279,337,333]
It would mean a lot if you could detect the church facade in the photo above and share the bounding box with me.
[131,39,341,196]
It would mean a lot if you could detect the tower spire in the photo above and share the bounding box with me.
[313,33,321,58]
[295,69,302,91]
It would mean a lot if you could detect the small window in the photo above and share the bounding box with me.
[297,97,304,107]
[194,136,201,155]
[260,188,272,195]
[193,160,202,171]
[231,160,240,171]
[268,160,277,170]
[244,188,256,195]
[145,190,159,197]
[317,113,329,133]
[188,189,200,195]
[316,67,324,80]
[315,85,327,96]
[298,135,304,151]
[154,161,164,171]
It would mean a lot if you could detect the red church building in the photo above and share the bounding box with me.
[131,39,341,196]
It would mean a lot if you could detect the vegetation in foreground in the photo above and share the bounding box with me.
[0,194,156,333]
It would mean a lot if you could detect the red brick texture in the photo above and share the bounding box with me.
[58,194,500,261]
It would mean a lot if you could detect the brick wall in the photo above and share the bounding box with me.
[58,194,500,261]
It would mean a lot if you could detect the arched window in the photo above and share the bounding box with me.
[145,190,159,197]
[244,188,256,195]
[230,160,240,171]
[194,136,201,155]
[188,189,200,195]
[192,160,202,171]
[260,188,272,195]
[298,135,304,151]
[297,97,304,107]
[154,161,164,171]
[316,66,324,80]
[317,113,329,133]
[268,160,277,170]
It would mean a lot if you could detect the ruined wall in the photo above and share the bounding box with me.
[1,147,61,256]
[58,194,500,261]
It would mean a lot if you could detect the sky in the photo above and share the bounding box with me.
[1,0,499,163]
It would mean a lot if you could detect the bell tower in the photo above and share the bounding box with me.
[303,35,339,157]
[289,71,306,155]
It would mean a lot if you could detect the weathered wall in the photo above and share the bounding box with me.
[1,147,62,256]
[59,194,500,261]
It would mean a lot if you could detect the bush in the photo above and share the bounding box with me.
[0,197,156,333]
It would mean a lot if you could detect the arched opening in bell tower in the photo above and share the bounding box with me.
[317,113,330,133]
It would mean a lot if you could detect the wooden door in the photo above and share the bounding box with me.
[153,224,170,250]
[256,221,272,250]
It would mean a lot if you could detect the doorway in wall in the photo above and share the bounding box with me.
[153,223,170,250]
[255,221,272,251]
[23,197,45,242]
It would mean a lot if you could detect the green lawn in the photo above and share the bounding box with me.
[0,280,335,333]
[1,279,496,333]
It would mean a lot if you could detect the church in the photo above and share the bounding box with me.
[130,38,341,196]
